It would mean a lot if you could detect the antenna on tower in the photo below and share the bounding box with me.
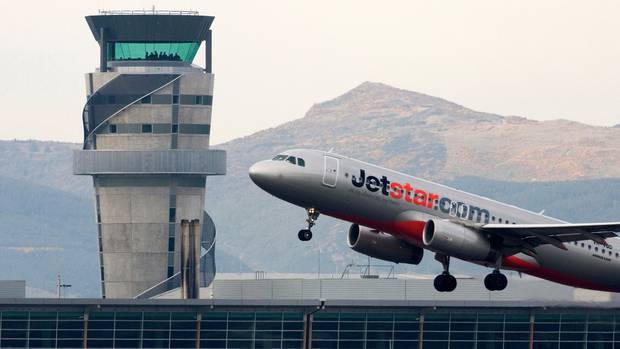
[56,275,72,298]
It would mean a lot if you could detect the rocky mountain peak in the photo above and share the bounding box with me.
[303,81,505,125]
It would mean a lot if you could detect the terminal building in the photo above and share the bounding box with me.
[73,10,225,299]
[1,287,620,349]
[2,273,620,348]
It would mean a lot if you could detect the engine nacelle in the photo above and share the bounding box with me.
[422,219,495,261]
[347,224,423,265]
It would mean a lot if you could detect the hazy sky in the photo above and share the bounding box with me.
[0,0,619,144]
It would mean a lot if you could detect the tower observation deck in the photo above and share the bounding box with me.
[73,11,226,298]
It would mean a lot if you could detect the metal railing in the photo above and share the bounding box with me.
[98,9,200,16]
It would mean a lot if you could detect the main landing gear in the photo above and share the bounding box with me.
[484,270,508,291]
[483,257,508,291]
[298,208,319,242]
[433,253,457,292]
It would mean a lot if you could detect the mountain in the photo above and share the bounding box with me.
[2,82,620,295]
[217,82,620,182]
[0,174,99,296]
[0,141,90,196]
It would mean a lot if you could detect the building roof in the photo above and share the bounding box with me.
[0,298,618,310]
[85,14,214,42]
[153,275,620,305]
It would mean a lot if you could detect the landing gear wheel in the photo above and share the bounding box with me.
[433,253,457,292]
[484,274,494,290]
[434,272,457,292]
[433,274,444,291]
[298,229,313,241]
[484,271,508,291]
[495,273,507,290]
[445,274,457,292]
[297,208,319,242]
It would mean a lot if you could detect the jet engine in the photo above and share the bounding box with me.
[422,219,496,261]
[347,224,424,265]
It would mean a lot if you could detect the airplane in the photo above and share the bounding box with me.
[249,149,620,292]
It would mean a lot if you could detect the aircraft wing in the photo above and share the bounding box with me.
[480,222,620,252]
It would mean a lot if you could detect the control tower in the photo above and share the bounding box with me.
[73,10,226,298]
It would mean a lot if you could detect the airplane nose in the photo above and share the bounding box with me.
[248,161,278,190]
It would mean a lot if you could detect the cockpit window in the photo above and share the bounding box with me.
[273,154,304,166]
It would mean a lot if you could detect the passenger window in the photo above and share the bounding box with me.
[588,245,591,250]
[581,243,584,248]
[298,158,305,167]
[286,156,296,165]
[272,154,288,161]
[498,218,502,223]
[595,247,598,252]
[492,216,495,222]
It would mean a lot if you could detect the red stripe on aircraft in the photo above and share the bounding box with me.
[503,255,617,292]
[326,212,426,246]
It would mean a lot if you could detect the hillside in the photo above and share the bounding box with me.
[218,82,620,182]
[0,175,99,296]
[0,141,90,196]
[1,82,620,294]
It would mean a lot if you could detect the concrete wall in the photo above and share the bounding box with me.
[156,277,613,303]
[178,106,212,124]
[87,69,215,298]
[113,105,172,124]
[96,134,171,150]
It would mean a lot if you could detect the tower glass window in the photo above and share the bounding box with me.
[107,42,201,62]
[141,124,153,133]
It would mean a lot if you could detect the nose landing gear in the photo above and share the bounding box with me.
[298,208,319,241]
[433,253,457,292]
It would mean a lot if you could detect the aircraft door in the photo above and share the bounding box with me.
[322,156,339,187]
